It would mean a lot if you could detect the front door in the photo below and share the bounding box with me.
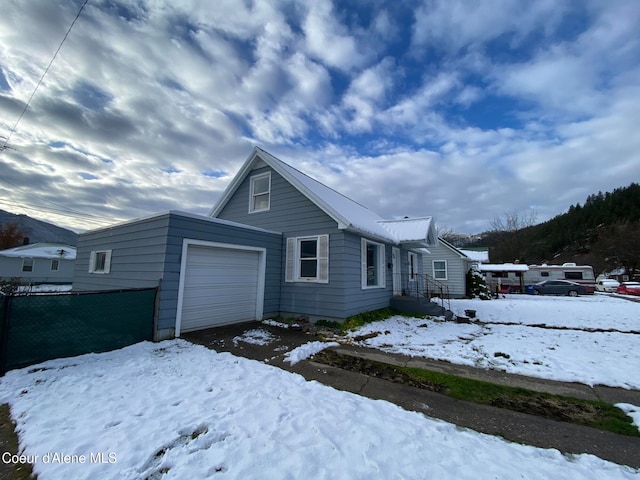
[392,247,401,295]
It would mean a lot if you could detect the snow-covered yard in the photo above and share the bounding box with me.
[0,294,638,479]
[348,294,640,389]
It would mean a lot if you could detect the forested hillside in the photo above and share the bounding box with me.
[468,183,640,276]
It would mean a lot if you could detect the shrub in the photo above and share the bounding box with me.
[466,268,491,300]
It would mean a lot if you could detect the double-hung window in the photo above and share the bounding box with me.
[361,239,385,289]
[433,260,447,280]
[285,235,329,283]
[249,172,271,213]
[51,259,60,271]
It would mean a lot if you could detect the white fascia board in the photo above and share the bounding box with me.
[209,147,261,217]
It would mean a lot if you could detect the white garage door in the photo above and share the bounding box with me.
[179,244,263,333]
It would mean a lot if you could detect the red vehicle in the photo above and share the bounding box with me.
[616,282,640,296]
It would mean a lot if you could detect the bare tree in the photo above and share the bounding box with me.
[489,210,538,263]
[436,225,457,243]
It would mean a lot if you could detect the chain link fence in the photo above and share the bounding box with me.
[1,288,157,373]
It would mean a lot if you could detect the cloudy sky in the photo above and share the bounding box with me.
[1,0,638,234]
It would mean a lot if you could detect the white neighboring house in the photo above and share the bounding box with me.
[0,243,76,285]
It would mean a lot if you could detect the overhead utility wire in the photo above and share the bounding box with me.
[0,0,90,152]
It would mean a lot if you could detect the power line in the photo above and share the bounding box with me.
[0,175,103,219]
[0,0,90,152]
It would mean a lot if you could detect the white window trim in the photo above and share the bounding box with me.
[361,238,386,289]
[433,259,447,281]
[89,250,112,274]
[285,235,329,283]
[248,171,271,213]
[408,251,419,281]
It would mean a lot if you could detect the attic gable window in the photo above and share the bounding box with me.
[249,172,271,213]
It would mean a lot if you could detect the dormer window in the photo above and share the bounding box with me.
[249,172,271,213]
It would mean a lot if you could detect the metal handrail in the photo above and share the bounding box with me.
[394,273,451,312]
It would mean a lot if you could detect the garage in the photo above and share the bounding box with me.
[176,240,266,334]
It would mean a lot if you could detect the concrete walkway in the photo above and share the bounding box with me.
[183,322,640,470]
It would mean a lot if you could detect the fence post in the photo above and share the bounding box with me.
[152,282,161,342]
[0,294,13,375]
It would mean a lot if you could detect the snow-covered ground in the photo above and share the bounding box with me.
[1,341,638,480]
[0,294,638,479]
[347,294,640,389]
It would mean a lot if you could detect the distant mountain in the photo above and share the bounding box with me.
[0,209,78,247]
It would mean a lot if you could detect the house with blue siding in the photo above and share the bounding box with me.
[210,147,438,321]
[74,147,439,340]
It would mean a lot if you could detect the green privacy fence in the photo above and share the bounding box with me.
[0,288,157,373]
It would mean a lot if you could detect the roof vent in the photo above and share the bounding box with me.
[562,262,577,267]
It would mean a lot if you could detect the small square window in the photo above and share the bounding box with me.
[89,250,112,274]
[249,172,271,213]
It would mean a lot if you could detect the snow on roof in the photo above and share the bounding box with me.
[211,147,437,246]
[377,217,435,244]
[460,249,490,263]
[0,243,77,260]
[478,263,529,272]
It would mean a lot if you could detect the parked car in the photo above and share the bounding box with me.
[596,279,620,293]
[531,280,587,297]
[616,282,640,296]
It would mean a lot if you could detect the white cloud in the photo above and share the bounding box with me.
[412,0,566,53]
[0,0,638,236]
[301,2,371,71]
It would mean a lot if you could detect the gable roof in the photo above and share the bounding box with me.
[460,248,489,263]
[210,147,437,246]
[437,237,474,261]
[0,243,77,260]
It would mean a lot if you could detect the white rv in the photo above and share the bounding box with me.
[481,263,596,293]
[526,263,595,291]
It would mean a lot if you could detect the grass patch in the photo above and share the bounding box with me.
[398,366,638,436]
[341,308,400,332]
[314,350,640,437]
